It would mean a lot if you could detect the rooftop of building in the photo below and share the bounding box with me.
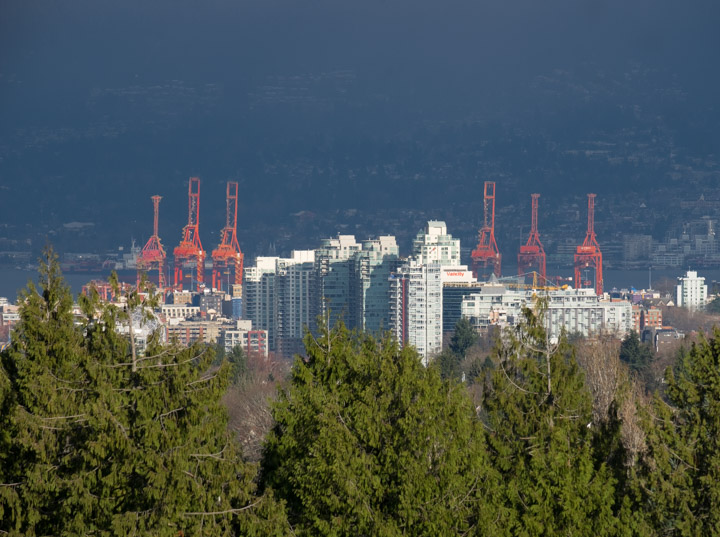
[320,234,360,249]
[425,220,448,236]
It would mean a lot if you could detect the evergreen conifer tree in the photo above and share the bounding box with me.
[0,248,92,534]
[480,301,624,536]
[261,320,499,536]
[437,317,479,380]
[635,329,720,535]
[619,331,653,374]
[449,317,477,358]
[0,250,287,536]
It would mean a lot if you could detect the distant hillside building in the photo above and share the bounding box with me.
[638,307,663,333]
[642,326,685,352]
[630,305,662,333]
[622,234,653,265]
[0,299,20,330]
[676,270,707,310]
[198,291,224,315]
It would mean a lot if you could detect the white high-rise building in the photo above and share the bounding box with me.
[243,251,316,355]
[315,235,361,328]
[386,222,463,364]
[352,237,400,334]
[312,234,400,334]
[243,257,279,347]
[276,251,316,357]
[676,270,708,310]
[389,261,443,365]
[412,221,461,268]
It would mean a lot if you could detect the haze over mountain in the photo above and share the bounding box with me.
[2,0,719,258]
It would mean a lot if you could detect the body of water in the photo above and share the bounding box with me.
[2,266,719,304]
[0,268,133,302]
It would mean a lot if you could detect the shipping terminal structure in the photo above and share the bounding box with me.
[517,193,546,283]
[114,178,623,363]
[471,181,501,280]
[135,177,246,297]
[133,178,604,302]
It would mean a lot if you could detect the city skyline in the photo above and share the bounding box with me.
[3,3,720,534]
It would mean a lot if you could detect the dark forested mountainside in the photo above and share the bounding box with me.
[4,1,720,259]
[2,64,719,258]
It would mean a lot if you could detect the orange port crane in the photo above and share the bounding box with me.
[211,181,244,292]
[471,181,501,279]
[574,193,603,295]
[173,177,205,291]
[136,195,166,288]
[517,193,546,281]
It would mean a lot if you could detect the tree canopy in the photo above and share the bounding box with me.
[619,330,653,373]
[480,301,629,536]
[0,249,286,536]
[261,320,499,536]
[5,249,720,536]
[437,317,479,380]
[635,329,720,535]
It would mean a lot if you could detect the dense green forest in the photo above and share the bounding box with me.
[2,252,720,536]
